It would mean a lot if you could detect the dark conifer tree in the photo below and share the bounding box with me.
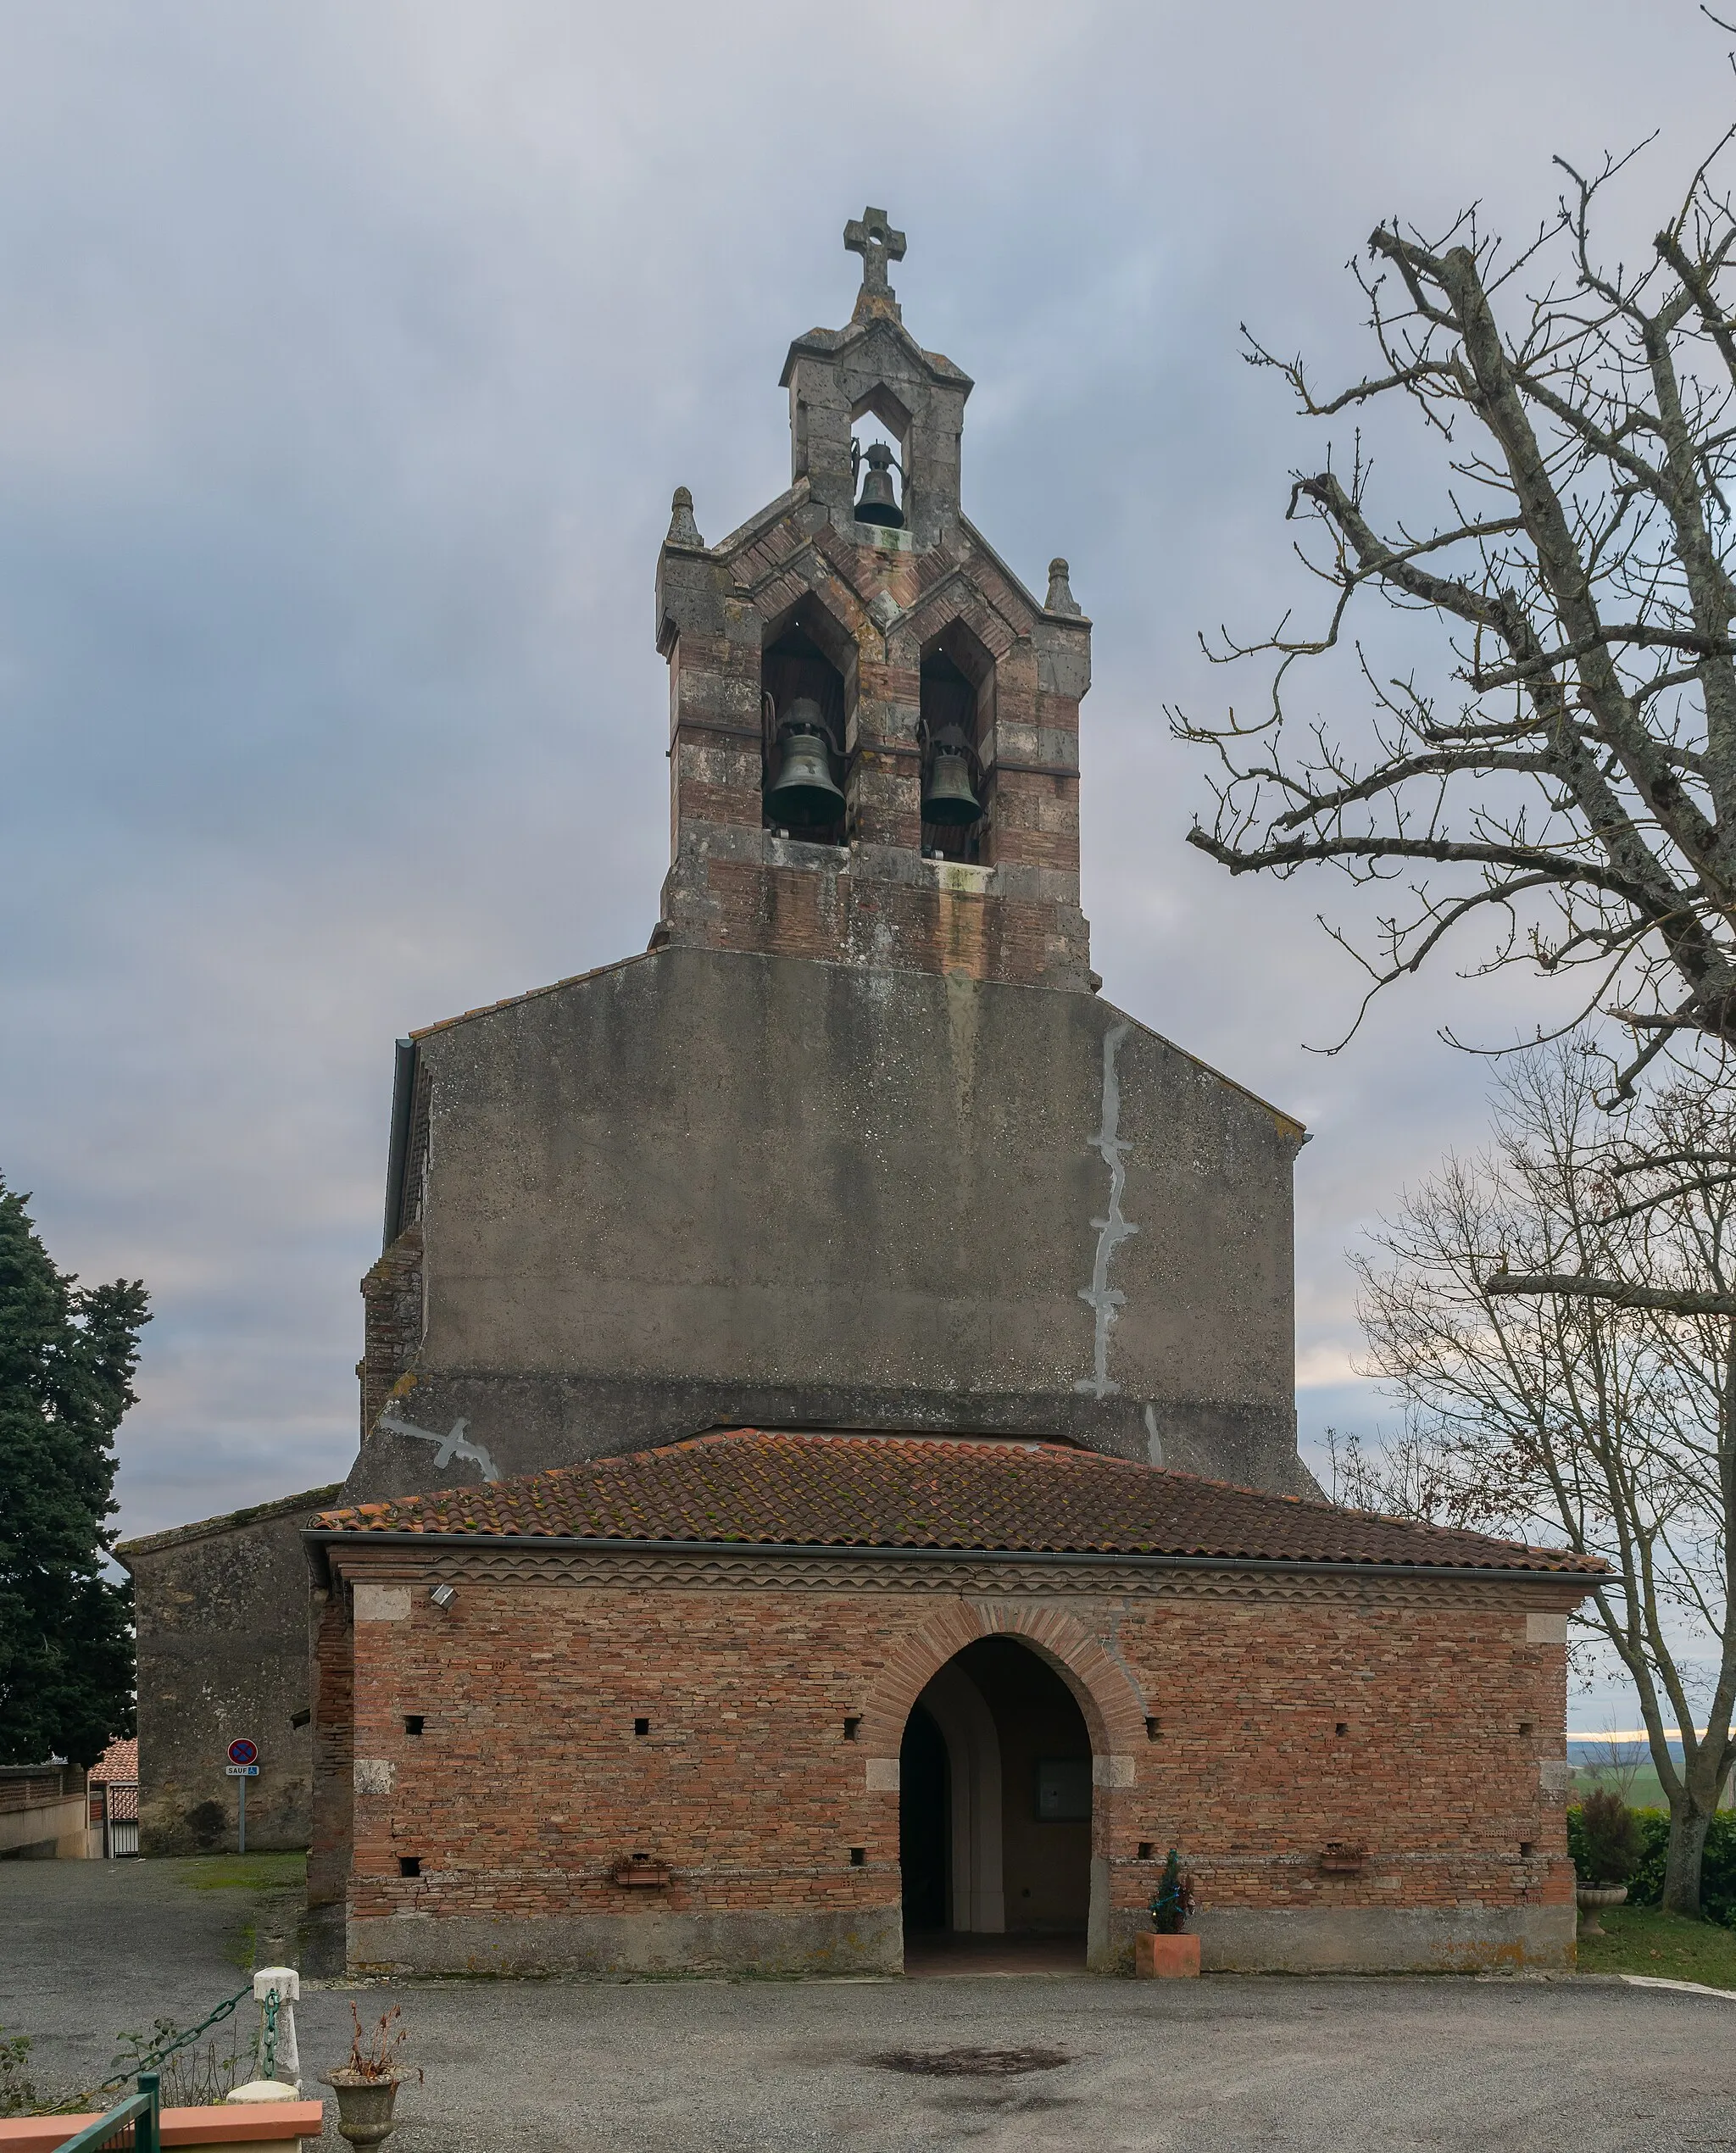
[0,1176,148,1766]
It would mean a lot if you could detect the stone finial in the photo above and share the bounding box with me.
[844,207,907,323]
[1045,558,1082,616]
[665,487,704,548]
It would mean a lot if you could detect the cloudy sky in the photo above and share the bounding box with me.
[3,2,1728,1725]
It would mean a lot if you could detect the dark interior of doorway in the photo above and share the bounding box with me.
[899,1703,949,1934]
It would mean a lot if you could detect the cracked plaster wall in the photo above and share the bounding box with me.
[343,943,1309,1505]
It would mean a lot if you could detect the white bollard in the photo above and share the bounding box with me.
[251,1965,302,2093]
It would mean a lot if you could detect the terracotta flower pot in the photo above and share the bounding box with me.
[1135,1932,1201,1978]
[1575,1883,1628,1938]
[324,2071,403,2150]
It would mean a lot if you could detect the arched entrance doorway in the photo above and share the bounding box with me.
[898,1637,1092,1970]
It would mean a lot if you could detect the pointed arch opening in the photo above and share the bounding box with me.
[760,597,853,846]
[899,1636,1091,1972]
[918,619,993,865]
[850,386,913,531]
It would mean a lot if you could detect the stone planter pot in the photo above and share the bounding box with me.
[1135,1932,1201,1978]
[323,2072,403,2150]
[1575,1883,1628,1938]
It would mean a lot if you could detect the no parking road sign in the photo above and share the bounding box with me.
[226,1739,259,1851]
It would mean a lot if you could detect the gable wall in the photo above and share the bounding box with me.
[346,946,1306,1504]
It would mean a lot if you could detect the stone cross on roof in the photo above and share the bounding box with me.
[845,207,906,322]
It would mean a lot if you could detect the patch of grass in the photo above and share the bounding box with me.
[147,1855,308,1974]
[175,1854,306,1894]
[1576,1903,1736,1988]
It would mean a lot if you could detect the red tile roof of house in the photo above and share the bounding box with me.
[312,1429,1603,1576]
[89,1737,137,1783]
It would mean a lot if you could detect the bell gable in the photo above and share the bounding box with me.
[654,209,1093,993]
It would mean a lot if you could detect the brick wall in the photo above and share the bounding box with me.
[359,1225,422,1440]
[656,481,1094,994]
[307,1582,354,1919]
[317,1547,1581,1972]
[683,858,1089,989]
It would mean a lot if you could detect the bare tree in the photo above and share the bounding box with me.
[1343,1042,1734,1915]
[1173,81,1736,1128]
[1575,1725,1645,1803]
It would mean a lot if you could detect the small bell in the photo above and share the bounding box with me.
[854,442,904,528]
[766,697,845,826]
[921,728,981,826]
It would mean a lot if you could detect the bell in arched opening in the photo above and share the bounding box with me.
[921,726,982,826]
[766,697,846,828]
[854,442,904,528]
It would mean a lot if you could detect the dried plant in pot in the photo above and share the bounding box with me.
[323,2006,420,2150]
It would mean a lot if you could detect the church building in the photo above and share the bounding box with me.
[126,211,1598,1978]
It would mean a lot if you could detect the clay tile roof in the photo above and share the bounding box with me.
[89,1737,137,1783]
[311,1430,1605,1576]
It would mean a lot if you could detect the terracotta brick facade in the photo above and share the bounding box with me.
[309,1542,1585,1978]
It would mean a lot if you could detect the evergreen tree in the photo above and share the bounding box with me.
[0,1176,148,1766]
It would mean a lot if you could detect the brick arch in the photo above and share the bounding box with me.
[892,574,1025,671]
[858,1598,1148,1763]
[750,554,875,656]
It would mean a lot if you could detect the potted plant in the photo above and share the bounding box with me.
[1135,1849,1200,1978]
[1572,1788,1644,1936]
[323,2006,418,2150]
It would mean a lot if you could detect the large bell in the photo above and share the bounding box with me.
[854,442,904,528]
[766,698,846,827]
[921,732,982,826]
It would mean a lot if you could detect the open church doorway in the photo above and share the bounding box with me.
[898,1637,1093,1973]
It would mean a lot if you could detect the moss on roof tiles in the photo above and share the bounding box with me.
[311,1428,1604,1577]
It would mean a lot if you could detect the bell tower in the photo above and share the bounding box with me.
[653,209,1094,992]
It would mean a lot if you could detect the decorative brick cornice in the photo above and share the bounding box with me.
[317,1539,1590,1611]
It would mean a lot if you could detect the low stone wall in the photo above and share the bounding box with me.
[1194,1904,1577,1975]
[0,2101,324,2153]
[349,1906,903,1978]
[0,1794,86,1861]
[0,1766,88,1861]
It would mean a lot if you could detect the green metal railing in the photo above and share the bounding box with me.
[57,2074,159,2153]
[96,1988,251,2098]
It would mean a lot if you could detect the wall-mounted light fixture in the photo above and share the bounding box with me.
[429,1584,456,1610]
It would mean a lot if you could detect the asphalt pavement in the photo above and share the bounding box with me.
[3,1858,1733,2152]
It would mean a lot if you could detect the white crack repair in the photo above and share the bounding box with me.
[1075,1021,1139,1399]
[377,1406,502,1483]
